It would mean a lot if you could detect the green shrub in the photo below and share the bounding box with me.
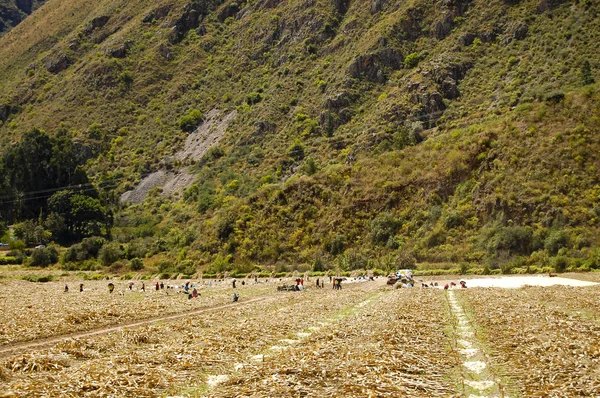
[404,52,420,68]
[178,109,204,132]
[21,274,56,283]
[157,259,174,273]
[98,242,125,266]
[580,59,595,86]
[486,226,533,256]
[246,92,263,105]
[324,234,345,255]
[130,257,144,271]
[544,91,565,104]
[0,256,21,265]
[63,237,106,263]
[30,246,59,267]
[552,256,570,272]
[370,212,401,245]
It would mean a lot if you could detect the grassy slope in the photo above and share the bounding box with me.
[0,0,599,271]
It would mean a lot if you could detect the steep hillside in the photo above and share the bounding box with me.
[0,0,46,35]
[0,0,599,274]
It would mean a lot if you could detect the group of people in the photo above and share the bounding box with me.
[64,283,85,293]
[443,281,467,289]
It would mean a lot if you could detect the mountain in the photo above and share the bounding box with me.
[0,0,599,274]
[0,0,46,36]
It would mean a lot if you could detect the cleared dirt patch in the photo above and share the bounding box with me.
[120,109,236,204]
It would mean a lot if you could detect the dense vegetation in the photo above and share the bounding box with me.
[0,0,598,275]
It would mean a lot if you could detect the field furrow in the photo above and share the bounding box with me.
[211,288,460,397]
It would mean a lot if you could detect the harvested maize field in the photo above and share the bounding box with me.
[1,274,600,397]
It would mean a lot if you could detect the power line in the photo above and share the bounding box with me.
[0,182,121,205]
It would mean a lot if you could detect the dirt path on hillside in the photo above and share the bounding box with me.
[0,296,274,359]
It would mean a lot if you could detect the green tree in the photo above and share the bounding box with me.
[580,59,595,86]
[48,190,106,242]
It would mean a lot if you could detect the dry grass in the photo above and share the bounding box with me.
[460,286,600,397]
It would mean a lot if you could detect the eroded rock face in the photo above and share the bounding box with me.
[440,78,459,99]
[325,92,356,110]
[410,91,446,127]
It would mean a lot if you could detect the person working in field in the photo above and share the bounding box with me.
[64,284,69,292]
[80,283,84,292]
[108,282,115,293]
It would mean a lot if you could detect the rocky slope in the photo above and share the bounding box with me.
[0,0,598,273]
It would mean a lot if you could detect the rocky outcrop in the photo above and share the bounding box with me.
[459,32,475,45]
[106,40,132,58]
[82,15,110,35]
[503,22,528,44]
[429,61,473,99]
[45,53,72,74]
[217,1,242,22]
[393,7,424,41]
[410,91,446,127]
[169,0,224,44]
[142,5,172,23]
[434,13,455,40]
[319,92,357,133]
[348,49,403,82]
[333,0,350,15]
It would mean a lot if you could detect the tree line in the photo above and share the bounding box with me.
[0,128,111,244]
